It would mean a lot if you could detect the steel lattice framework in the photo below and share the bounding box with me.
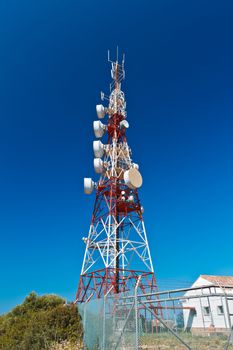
[76,51,158,303]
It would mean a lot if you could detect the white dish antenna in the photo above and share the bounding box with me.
[93,140,105,158]
[124,168,143,189]
[132,163,139,170]
[94,158,104,174]
[93,121,106,138]
[120,120,129,129]
[96,104,105,119]
[84,178,95,194]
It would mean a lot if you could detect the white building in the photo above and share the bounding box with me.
[182,275,233,334]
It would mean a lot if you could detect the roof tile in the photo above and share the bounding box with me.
[200,275,233,286]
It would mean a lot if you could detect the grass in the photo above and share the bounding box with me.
[140,332,233,350]
[49,341,83,350]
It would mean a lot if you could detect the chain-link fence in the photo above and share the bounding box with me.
[79,284,233,350]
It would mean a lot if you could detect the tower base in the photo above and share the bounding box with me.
[75,268,158,303]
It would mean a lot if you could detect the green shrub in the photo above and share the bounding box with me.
[0,292,83,350]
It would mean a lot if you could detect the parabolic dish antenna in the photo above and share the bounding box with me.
[93,121,106,138]
[120,120,129,129]
[93,140,104,158]
[84,178,95,194]
[96,104,105,119]
[124,168,143,189]
[94,158,104,174]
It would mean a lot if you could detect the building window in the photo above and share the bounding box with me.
[217,305,224,315]
[203,306,210,316]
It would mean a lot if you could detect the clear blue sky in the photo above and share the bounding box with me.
[0,0,233,313]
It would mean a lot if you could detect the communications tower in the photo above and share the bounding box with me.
[76,51,158,302]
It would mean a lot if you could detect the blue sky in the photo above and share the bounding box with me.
[0,0,233,313]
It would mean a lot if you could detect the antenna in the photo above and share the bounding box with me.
[107,47,125,65]
[107,48,126,91]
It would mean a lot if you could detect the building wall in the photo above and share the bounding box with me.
[182,277,233,332]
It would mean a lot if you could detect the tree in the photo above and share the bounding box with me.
[0,292,83,350]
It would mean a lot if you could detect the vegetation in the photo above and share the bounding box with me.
[140,332,230,349]
[0,292,83,350]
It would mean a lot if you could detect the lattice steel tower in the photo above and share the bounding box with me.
[76,51,158,302]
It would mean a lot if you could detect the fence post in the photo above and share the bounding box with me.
[224,326,233,350]
[102,286,113,350]
[135,276,141,350]
[83,302,87,350]
[103,295,106,350]
[224,294,232,330]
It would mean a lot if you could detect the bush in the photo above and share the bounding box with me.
[0,292,83,350]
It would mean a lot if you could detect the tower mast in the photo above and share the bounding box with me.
[76,50,157,302]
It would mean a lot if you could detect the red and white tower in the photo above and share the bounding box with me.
[76,51,158,303]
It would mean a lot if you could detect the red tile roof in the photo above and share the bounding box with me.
[201,275,233,287]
